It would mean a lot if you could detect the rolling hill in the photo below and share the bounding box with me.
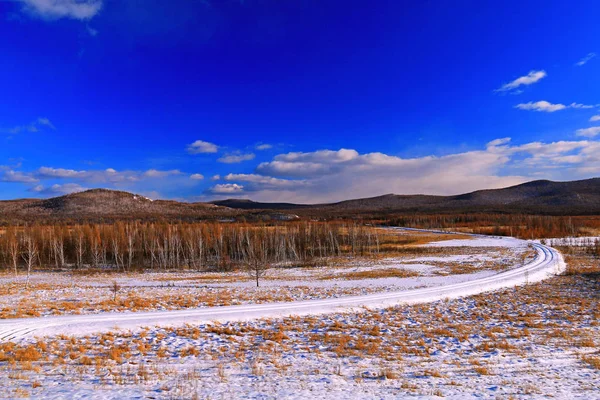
[211,178,600,215]
[1,178,599,223]
[0,189,236,223]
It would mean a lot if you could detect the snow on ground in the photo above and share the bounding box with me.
[0,231,588,399]
[0,236,535,319]
[0,271,597,399]
[536,236,600,247]
[426,236,526,248]
[0,240,560,344]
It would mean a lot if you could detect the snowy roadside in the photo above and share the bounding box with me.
[0,234,562,342]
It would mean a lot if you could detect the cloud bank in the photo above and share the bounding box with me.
[515,101,596,113]
[496,70,546,92]
[206,139,600,203]
[17,0,103,20]
[575,52,596,67]
[187,140,219,154]
[217,152,256,164]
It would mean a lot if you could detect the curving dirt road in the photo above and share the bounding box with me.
[0,235,564,342]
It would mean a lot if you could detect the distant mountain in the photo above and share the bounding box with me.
[0,189,234,223]
[1,178,599,223]
[211,178,600,215]
[210,199,310,210]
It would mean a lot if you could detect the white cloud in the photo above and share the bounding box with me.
[187,140,219,154]
[208,183,245,194]
[568,103,595,109]
[17,0,103,21]
[223,173,305,191]
[36,117,55,129]
[37,166,87,178]
[143,169,182,178]
[486,137,511,148]
[576,127,600,138]
[515,101,596,112]
[255,143,273,150]
[211,174,221,181]
[29,167,183,183]
[217,152,256,164]
[575,52,596,67]
[31,183,88,195]
[0,170,39,183]
[590,115,600,122]
[86,25,98,36]
[214,139,600,203]
[515,101,566,112]
[2,165,201,198]
[190,173,204,180]
[2,117,55,135]
[496,70,546,92]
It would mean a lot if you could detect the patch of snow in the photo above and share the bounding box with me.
[426,237,526,248]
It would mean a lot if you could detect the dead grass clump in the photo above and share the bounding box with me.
[263,329,289,343]
[473,366,492,375]
[575,337,596,347]
[156,347,168,359]
[14,346,43,362]
[423,369,444,378]
[80,356,93,365]
[562,253,600,276]
[108,345,130,363]
[330,268,419,280]
[180,346,200,357]
[378,368,399,379]
[582,355,600,370]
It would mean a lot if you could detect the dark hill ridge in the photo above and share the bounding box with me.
[0,178,599,223]
[211,199,311,210]
[0,188,236,223]
[210,178,600,215]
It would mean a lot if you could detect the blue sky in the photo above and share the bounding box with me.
[1,0,599,202]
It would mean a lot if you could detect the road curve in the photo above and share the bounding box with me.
[0,233,565,342]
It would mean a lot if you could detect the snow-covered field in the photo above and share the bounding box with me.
[1,231,592,399]
[0,266,597,399]
[537,236,600,247]
[0,235,535,320]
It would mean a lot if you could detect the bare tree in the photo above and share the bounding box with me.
[7,228,20,277]
[110,280,121,302]
[112,235,124,271]
[21,234,38,289]
[51,231,65,269]
[125,223,136,271]
[245,230,270,287]
[75,228,86,269]
[91,233,102,268]
[0,221,386,276]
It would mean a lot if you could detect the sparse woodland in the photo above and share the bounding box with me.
[0,222,381,275]
[385,213,600,239]
[1,213,599,276]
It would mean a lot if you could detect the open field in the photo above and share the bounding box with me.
[0,242,596,399]
[0,227,591,399]
[0,230,534,320]
[6,2,600,398]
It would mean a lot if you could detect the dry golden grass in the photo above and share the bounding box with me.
[320,268,419,280]
[179,346,200,357]
[473,366,492,375]
[562,253,600,275]
[582,355,600,370]
[0,242,596,398]
[14,346,43,362]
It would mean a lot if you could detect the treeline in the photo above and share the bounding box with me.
[0,222,381,274]
[384,213,596,239]
[552,238,600,258]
